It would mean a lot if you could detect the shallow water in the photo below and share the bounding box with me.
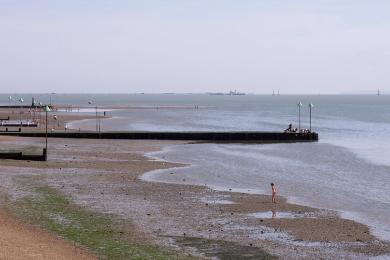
[248,211,301,219]
[2,94,390,240]
[57,94,390,165]
[142,142,390,241]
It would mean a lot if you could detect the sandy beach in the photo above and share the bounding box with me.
[0,208,95,260]
[0,135,389,259]
[0,107,96,132]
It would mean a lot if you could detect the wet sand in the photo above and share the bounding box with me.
[223,195,374,243]
[0,136,389,259]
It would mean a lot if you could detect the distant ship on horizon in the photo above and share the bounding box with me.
[207,90,246,95]
[227,90,246,95]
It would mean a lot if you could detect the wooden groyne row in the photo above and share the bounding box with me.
[0,148,46,161]
[0,131,319,142]
[0,105,52,109]
[0,123,38,127]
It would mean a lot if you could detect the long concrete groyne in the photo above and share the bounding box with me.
[0,131,318,142]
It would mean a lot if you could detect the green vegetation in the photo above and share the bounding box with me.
[7,181,188,260]
[6,177,276,259]
[171,236,277,260]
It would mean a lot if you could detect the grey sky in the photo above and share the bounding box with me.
[0,1,389,94]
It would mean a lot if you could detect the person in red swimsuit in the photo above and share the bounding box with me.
[271,183,277,203]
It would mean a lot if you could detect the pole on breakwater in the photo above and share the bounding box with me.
[298,101,303,131]
[309,103,314,132]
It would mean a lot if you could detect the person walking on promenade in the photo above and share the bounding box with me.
[271,183,277,203]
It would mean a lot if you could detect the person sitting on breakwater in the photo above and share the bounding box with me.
[271,183,277,203]
[284,124,293,132]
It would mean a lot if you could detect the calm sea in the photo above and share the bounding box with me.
[2,94,390,240]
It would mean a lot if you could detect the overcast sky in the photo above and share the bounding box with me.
[0,0,389,94]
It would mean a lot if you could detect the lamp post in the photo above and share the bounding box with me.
[43,105,51,160]
[88,100,99,132]
[39,102,43,127]
[8,96,13,118]
[49,92,56,106]
[309,103,314,132]
[298,101,303,131]
[98,112,101,133]
[96,105,99,132]
[19,98,24,123]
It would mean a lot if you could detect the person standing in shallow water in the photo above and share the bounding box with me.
[271,183,277,203]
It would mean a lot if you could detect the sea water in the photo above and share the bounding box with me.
[2,94,390,240]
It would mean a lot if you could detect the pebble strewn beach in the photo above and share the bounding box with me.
[0,135,389,259]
